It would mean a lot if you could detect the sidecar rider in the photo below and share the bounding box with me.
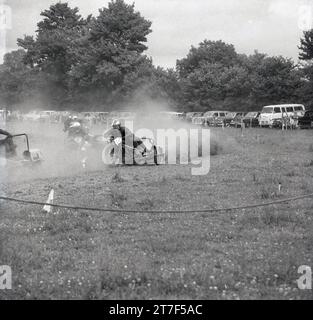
[0,128,12,146]
[0,128,12,139]
[0,129,16,157]
[104,120,145,163]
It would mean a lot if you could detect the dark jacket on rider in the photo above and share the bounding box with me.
[0,129,15,157]
[0,129,12,137]
[104,126,144,164]
[0,129,12,146]
[104,126,142,146]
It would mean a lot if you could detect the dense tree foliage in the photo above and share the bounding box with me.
[177,42,304,112]
[298,30,313,108]
[299,30,313,61]
[0,1,310,111]
[0,1,157,109]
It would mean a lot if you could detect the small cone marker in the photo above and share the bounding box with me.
[43,189,54,213]
[241,121,245,136]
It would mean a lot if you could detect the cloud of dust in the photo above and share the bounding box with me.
[121,91,238,163]
[1,121,106,184]
[1,91,239,184]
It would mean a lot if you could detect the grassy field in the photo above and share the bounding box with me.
[1,122,313,300]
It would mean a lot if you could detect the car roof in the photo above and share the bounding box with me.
[208,111,229,115]
[263,104,304,108]
[204,110,229,113]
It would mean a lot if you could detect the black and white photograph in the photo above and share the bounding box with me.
[0,0,313,304]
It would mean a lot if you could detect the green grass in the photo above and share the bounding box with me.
[1,126,313,299]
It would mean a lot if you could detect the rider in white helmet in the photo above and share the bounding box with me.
[112,119,121,130]
[109,119,134,139]
[64,115,89,138]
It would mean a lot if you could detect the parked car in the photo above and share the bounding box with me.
[298,110,313,129]
[7,110,22,121]
[186,112,203,122]
[192,111,229,127]
[242,112,260,128]
[206,111,229,127]
[271,118,297,130]
[192,112,207,126]
[229,113,247,128]
[224,112,237,126]
[39,110,58,122]
[23,111,41,121]
[227,112,246,127]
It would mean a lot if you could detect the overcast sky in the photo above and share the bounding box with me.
[1,0,312,67]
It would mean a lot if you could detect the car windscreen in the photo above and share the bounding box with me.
[262,107,273,114]
[295,106,304,111]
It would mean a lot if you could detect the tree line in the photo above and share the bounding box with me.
[0,0,312,112]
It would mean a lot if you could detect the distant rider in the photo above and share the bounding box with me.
[63,115,73,132]
[64,116,89,138]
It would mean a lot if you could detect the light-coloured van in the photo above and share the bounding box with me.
[259,104,305,127]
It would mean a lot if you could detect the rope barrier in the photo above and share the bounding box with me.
[1,193,313,214]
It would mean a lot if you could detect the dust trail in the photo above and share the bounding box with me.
[2,121,106,183]
[1,97,238,183]
[119,96,239,161]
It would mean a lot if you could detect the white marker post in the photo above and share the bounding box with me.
[43,189,54,213]
[241,119,245,137]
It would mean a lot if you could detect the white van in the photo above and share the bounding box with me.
[259,104,305,127]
